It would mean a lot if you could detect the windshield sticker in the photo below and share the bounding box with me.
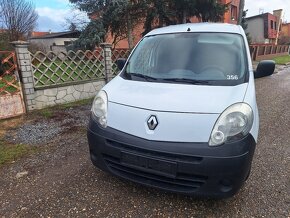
[227,75,239,80]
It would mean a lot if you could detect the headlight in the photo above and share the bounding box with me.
[209,103,253,146]
[91,90,108,128]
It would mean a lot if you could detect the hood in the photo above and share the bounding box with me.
[103,76,248,114]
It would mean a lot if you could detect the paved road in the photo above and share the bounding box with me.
[0,67,290,217]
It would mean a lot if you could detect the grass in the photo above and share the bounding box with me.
[57,97,93,109]
[272,55,290,65]
[0,139,38,166]
[39,108,54,118]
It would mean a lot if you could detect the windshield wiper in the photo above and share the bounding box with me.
[129,73,158,81]
[162,78,210,84]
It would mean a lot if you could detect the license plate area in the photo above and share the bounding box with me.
[121,152,177,178]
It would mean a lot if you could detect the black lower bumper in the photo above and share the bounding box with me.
[87,118,256,198]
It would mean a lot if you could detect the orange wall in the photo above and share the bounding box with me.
[281,23,290,37]
[222,0,240,24]
[106,23,144,49]
[107,0,241,48]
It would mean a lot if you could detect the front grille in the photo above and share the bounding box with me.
[106,139,203,163]
[103,153,208,193]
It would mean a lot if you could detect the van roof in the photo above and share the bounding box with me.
[145,23,243,36]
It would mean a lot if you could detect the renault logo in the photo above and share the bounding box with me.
[147,115,158,130]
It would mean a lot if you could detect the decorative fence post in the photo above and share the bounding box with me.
[11,41,36,111]
[101,43,113,83]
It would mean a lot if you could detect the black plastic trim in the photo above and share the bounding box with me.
[87,117,256,198]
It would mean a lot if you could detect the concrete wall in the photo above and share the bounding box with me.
[34,81,105,109]
[50,45,67,54]
[246,17,266,43]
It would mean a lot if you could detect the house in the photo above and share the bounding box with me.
[281,23,290,36]
[29,30,80,53]
[93,0,241,48]
[30,31,50,37]
[221,0,240,24]
[279,22,290,44]
[245,9,283,44]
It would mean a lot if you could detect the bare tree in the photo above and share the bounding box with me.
[0,0,38,41]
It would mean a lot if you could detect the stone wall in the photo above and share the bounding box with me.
[34,81,105,109]
[12,41,37,111]
[12,41,113,111]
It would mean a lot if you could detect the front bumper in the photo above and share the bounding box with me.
[87,118,256,198]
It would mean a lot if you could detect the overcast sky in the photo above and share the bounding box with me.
[245,0,290,22]
[32,0,290,32]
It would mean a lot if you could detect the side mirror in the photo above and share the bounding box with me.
[254,60,275,79]
[116,58,127,70]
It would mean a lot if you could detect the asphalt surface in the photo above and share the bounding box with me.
[0,66,290,217]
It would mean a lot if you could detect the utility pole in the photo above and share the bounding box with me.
[238,0,245,25]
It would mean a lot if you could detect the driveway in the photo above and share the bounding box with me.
[0,66,289,217]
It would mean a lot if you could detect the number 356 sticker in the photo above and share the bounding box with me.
[227,75,239,80]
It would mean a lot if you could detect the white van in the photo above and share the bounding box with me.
[87,23,275,198]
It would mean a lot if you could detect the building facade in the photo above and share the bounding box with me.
[282,23,290,36]
[246,9,283,44]
[29,31,80,53]
[221,0,240,24]
[279,22,290,44]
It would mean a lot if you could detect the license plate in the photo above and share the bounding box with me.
[121,152,177,177]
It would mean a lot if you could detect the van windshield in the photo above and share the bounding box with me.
[122,33,248,86]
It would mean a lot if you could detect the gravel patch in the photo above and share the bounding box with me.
[4,105,91,145]
[5,121,63,145]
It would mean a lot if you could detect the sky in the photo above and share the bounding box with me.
[32,0,88,32]
[32,0,290,32]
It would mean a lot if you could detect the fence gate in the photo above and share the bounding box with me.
[0,51,25,119]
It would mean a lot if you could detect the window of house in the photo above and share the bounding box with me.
[231,5,238,21]
[274,22,277,30]
[270,20,274,29]
[64,41,72,46]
